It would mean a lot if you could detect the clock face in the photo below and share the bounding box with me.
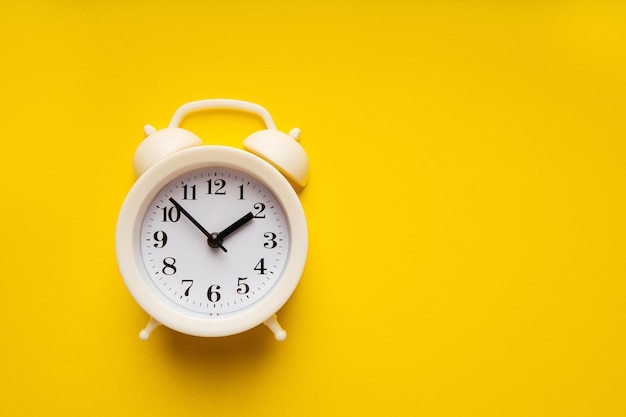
[139,166,290,316]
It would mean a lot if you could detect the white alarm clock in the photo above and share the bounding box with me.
[115,99,309,341]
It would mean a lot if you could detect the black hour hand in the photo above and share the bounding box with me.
[208,212,254,252]
[219,212,254,240]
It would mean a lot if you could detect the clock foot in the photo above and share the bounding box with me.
[263,315,287,341]
[139,317,162,340]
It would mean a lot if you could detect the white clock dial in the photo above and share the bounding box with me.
[140,166,290,316]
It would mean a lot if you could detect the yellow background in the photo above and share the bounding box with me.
[1,1,625,416]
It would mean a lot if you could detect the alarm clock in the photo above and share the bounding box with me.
[115,99,309,341]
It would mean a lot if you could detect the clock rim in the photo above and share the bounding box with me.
[116,145,308,337]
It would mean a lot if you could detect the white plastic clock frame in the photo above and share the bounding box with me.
[116,145,308,338]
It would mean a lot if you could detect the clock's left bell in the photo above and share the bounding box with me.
[132,125,203,177]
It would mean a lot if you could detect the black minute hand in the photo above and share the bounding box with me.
[168,198,226,252]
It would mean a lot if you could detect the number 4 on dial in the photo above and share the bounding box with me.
[254,258,267,274]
